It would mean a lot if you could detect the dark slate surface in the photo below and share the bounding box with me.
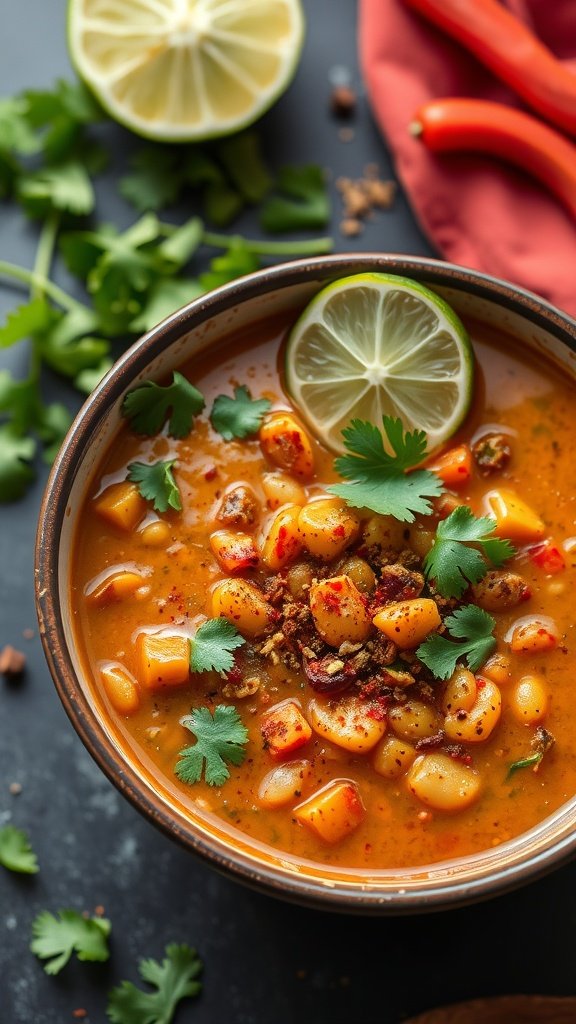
[1,2,575,1022]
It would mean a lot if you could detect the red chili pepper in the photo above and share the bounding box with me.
[404,0,576,139]
[410,98,576,221]
[529,540,566,575]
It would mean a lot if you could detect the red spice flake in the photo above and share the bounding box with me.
[475,677,486,690]
[343,784,363,816]
[333,524,346,537]
[366,697,388,721]
[327,580,343,592]
[204,465,218,482]
[322,591,342,613]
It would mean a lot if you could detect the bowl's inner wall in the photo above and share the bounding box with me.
[50,261,576,908]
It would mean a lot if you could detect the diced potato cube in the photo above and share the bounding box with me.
[298,498,359,560]
[135,632,190,689]
[210,578,274,638]
[362,514,407,550]
[94,482,146,532]
[259,505,303,570]
[257,760,311,808]
[309,695,386,753]
[87,570,145,607]
[210,530,259,573]
[484,488,545,543]
[294,781,365,844]
[260,413,314,478]
[100,662,140,715]
[261,700,312,759]
[373,598,441,649]
[309,575,372,647]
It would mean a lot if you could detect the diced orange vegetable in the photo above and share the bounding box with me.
[100,662,140,715]
[94,481,146,532]
[298,498,359,560]
[484,488,545,543]
[261,700,312,759]
[87,569,145,607]
[529,539,566,574]
[210,530,259,573]
[210,578,275,638]
[373,598,441,649]
[259,505,303,570]
[135,632,190,689]
[294,781,365,844]
[259,413,314,479]
[309,575,372,647]
[428,445,472,488]
[509,617,559,654]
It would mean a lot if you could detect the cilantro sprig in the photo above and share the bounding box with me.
[30,908,111,975]
[0,824,38,874]
[210,385,271,441]
[328,416,443,523]
[107,943,202,1024]
[0,78,333,502]
[123,371,204,438]
[417,604,497,679]
[127,459,182,513]
[424,506,516,598]
[190,618,245,675]
[176,704,249,787]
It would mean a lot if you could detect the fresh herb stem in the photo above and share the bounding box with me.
[157,222,333,257]
[0,259,85,313]
[31,213,60,300]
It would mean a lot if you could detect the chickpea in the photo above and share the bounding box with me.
[482,653,513,686]
[339,555,376,594]
[139,519,171,547]
[509,674,549,724]
[257,760,312,808]
[262,472,306,510]
[409,527,435,560]
[362,514,406,550]
[407,752,482,812]
[210,578,274,638]
[388,701,441,742]
[444,678,502,743]
[259,505,302,570]
[373,736,416,779]
[309,695,386,753]
[287,561,314,599]
[442,666,477,715]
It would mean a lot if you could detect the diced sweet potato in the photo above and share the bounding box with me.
[294,781,365,844]
[135,632,190,689]
[261,700,312,759]
[95,482,146,532]
[373,598,441,649]
[100,662,140,715]
[210,530,259,573]
[484,488,545,543]
[428,445,472,488]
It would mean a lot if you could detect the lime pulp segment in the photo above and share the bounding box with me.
[285,273,474,453]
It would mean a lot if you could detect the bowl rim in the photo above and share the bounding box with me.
[35,252,576,913]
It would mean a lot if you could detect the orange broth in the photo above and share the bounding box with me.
[72,315,576,870]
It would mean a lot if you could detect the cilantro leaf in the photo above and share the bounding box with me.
[217,131,272,204]
[417,604,496,680]
[190,618,245,675]
[0,425,36,501]
[0,96,40,155]
[0,825,38,874]
[198,240,260,291]
[328,416,443,522]
[176,704,248,786]
[156,217,203,272]
[260,165,330,232]
[74,358,114,394]
[424,506,516,598]
[123,372,205,438]
[107,943,202,1024]
[36,402,72,463]
[210,385,271,441]
[120,147,187,212]
[17,161,95,217]
[129,278,204,333]
[31,909,111,975]
[127,460,182,513]
[0,298,54,348]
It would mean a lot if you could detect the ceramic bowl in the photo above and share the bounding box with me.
[36,254,576,913]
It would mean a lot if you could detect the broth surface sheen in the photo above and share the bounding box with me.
[72,315,576,870]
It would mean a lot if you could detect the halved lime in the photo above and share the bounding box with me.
[68,0,304,142]
[285,273,474,452]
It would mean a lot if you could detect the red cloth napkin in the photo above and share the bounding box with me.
[359,0,576,316]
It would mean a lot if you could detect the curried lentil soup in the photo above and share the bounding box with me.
[72,310,576,870]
